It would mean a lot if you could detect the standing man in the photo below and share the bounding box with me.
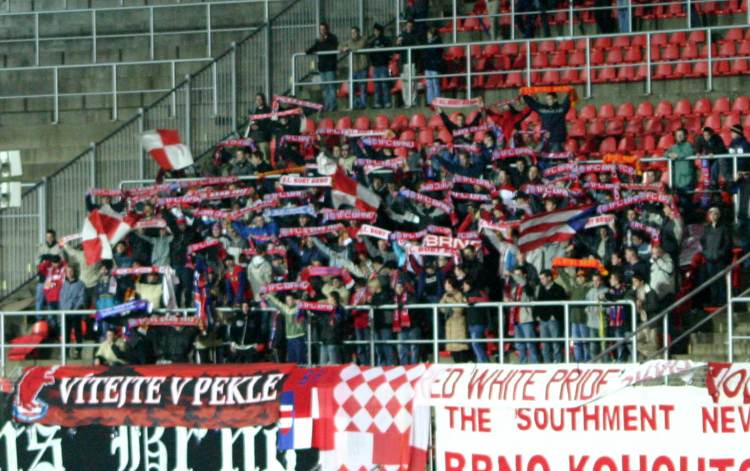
[534,269,568,363]
[701,207,732,306]
[522,92,570,152]
[397,18,421,108]
[369,23,392,109]
[422,27,443,106]
[306,22,339,112]
[340,26,369,109]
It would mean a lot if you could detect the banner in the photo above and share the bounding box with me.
[12,364,295,429]
[423,363,750,471]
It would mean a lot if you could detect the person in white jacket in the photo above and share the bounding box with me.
[649,245,675,302]
[247,250,272,301]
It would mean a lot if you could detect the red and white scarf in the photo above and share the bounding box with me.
[357,224,391,240]
[250,108,303,121]
[452,124,493,137]
[363,138,415,149]
[392,230,427,241]
[299,266,354,288]
[420,181,454,192]
[432,97,482,108]
[296,301,335,312]
[355,156,406,172]
[321,208,377,223]
[400,188,452,214]
[260,281,312,295]
[584,214,616,229]
[264,190,308,200]
[392,290,411,332]
[596,192,674,214]
[279,224,344,238]
[111,266,173,276]
[407,245,459,258]
[279,176,332,187]
[629,221,660,242]
[492,147,537,162]
[521,184,581,198]
[134,218,167,229]
[316,128,385,137]
[128,315,202,329]
[453,175,495,192]
[187,239,222,255]
[450,191,490,202]
[273,95,323,111]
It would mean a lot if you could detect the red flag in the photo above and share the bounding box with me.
[81,208,138,264]
[331,167,381,211]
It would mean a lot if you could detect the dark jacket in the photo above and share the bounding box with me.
[522,95,570,144]
[306,33,339,73]
[318,306,346,345]
[163,211,201,268]
[695,133,728,155]
[422,35,444,72]
[534,281,568,321]
[369,34,393,67]
[701,222,731,263]
[730,136,750,172]
[159,327,198,363]
[371,288,394,329]
[733,175,750,220]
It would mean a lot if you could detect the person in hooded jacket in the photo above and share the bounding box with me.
[394,280,420,365]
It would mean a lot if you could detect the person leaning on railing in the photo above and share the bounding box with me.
[340,26,369,109]
[305,22,339,112]
[441,278,470,363]
[263,292,308,365]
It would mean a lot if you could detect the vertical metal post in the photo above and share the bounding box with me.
[149,7,155,60]
[170,61,177,117]
[348,52,354,110]
[264,1,271,98]
[585,36,591,97]
[230,43,237,131]
[137,108,145,180]
[707,31,713,91]
[211,62,218,116]
[111,64,118,121]
[511,0,516,40]
[465,44,472,99]
[206,3,212,57]
[358,0,364,31]
[563,304,570,363]
[89,143,96,189]
[727,273,734,361]
[687,0,692,28]
[568,0,574,37]
[646,32,652,95]
[34,13,40,65]
[52,67,59,123]
[498,305,504,364]
[306,319,312,367]
[369,307,376,366]
[525,39,531,86]
[667,158,673,188]
[661,312,669,360]
[452,0,458,42]
[633,305,639,364]
[407,48,413,108]
[733,154,739,223]
[0,312,5,377]
[61,311,67,365]
[91,10,97,63]
[395,0,401,36]
[38,178,47,244]
[291,54,297,96]
[432,306,439,362]
[628,0,633,33]
[184,74,192,150]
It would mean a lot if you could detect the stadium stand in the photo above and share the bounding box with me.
[1,0,750,374]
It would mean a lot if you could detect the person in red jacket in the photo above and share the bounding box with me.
[485,96,532,148]
[223,257,248,307]
[41,255,66,310]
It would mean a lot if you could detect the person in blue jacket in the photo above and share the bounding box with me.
[522,92,570,152]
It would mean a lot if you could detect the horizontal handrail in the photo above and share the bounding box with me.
[1,0,275,14]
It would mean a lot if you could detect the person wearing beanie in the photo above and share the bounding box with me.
[729,124,750,173]
[368,23,392,109]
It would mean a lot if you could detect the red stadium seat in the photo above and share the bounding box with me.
[589,120,606,136]
[618,136,636,152]
[719,40,738,58]
[595,67,617,83]
[606,47,624,64]
[599,103,616,119]
[336,116,352,130]
[674,62,694,78]
[374,114,389,131]
[713,96,731,114]
[568,119,586,138]
[599,137,617,153]
[617,102,635,119]
[731,58,749,74]
[428,114,444,130]
[594,37,612,49]
[704,113,722,131]
[551,50,567,67]
[568,50,586,67]
[505,71,525,88]
[725,28,744,42]
[483,43,501,58]
[644,117,664,135]
[663,44,680,61]
[688,30,706,43]
[641,134,657,154]
[399,130,415,142]
[669,31,688,45]
[318,117,334,130]
[606,119,624,136]
[653,63,674,80]
[693,98,712,116]
[625,118,643,136]
[418,129,434,148]
[613,36,631,48]
[657,134,675,153]
[579,104,597,121]
[410,113,427,129]
[651,33,668,47]
[655,100,674,118]
[390,114,409,133]
[302,118,316,135]
[541,70,560,85]
[561,69,583,84]
[636,101,654,118]
[624,46,643,63]
[681,43,699,60]
[732,96,750,113]
[354,115,370,131]
[674,99,692,117]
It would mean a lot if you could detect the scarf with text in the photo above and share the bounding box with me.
[357,224,392,240]
[273,95,323,111]
[128,315,202,329]
[278,224,344,238]
[250,107,303,121]
[452,124,494,137]
[519,85,579,106]
[321,208,377,223]
[279,175,331,187]
[362,137,416,149]
[400,188,452,214]
[432,97,483,108]
[551,257,609,275]
[299,266,354,288]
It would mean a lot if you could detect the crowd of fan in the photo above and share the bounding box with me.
[30,81,750,367]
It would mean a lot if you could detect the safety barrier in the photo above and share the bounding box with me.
[0,299,638,376]
[292,23,750,107]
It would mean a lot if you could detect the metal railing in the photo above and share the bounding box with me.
[292,23,750,107]
[0,58,211,122]
[0,0,394,301]
[1,0,264,13]
[592,250,750,363]
[0,299,637,375]
[404,0,748,43]
[729,291,750,361]
[0,0,272,67]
